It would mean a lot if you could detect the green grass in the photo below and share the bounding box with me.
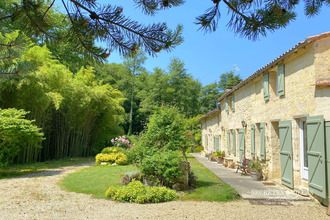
[179,156,240,202]
[60,156,240,202]
[0,157,94,179]
[59,164,137,198]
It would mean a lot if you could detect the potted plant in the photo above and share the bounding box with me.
[249,157,262,181]
[210,153,218,162]
[216,151,225,164]
[230,162,235,169]
[224,161,228,168]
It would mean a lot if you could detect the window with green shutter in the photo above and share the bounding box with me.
[231,95,235,112]
[277,64,285,96]
[225,98,229,113]
[232,130,236,156]
[214,135,219,151]
[205,134,208,149]
[263,73,269,101]
[260,122,265,160]
[227,130,230,154]
[251,124,255,158]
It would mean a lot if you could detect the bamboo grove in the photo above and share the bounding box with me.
[0,44,125,163]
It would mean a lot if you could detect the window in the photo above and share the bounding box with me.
[225,98,229,113]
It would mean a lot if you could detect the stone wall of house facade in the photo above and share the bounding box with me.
[201,35,330,190]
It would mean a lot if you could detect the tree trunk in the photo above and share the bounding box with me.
[128,75,135,135]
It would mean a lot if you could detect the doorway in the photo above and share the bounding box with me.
[300,120,308,180]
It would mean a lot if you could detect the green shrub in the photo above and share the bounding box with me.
[134,107,188,187]
[139,151,183,186]
[95,152,127,165]
[105,180,178,204]
[101,147,127,155]
[0,108,44,167]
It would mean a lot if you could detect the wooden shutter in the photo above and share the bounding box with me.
[260,122,266,160]
[238,128,245,162]
[227,130,230,154]
[225,98,229,113]
[263,73,269,101]
[307,115,326,198]
[231,95,235,112]
[251,124,255,158]
[279,120,293,188]
[277,64,285,96]
[232,130,236,156]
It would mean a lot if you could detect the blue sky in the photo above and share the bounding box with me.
[101,1,330,86]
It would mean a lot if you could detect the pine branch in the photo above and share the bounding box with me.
[42,0,56,19]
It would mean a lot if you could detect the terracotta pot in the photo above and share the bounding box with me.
[224,164,228,168]
[217,157,224,164]
[230,164,235,169]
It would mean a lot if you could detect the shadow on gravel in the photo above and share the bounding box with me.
[19,170,63,178]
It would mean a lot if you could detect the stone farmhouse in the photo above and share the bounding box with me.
[200,32,330,202]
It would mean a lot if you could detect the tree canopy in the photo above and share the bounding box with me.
[1,0,327,60]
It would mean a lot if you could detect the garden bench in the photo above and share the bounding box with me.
[236,158,250,175]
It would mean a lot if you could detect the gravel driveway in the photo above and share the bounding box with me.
[0,164,327,220]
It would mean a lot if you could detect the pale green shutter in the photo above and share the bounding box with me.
[232,130,236,156]
[277,64,285,96]
[260,122,266,160]
[251,124,255,158]
[231,95,235,112]
[307,115,326,198]
[225,98,229,113]
[227,130,230,154]
[279,120,293,188]
[263,73,269,101]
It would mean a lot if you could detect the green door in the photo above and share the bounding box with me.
[279,120,293,188]
[325,122,330,199]
[307,115,326,198]
[238,128,245,162]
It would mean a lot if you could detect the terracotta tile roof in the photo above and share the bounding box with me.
[217,31,330,102]
[199,108,221,120]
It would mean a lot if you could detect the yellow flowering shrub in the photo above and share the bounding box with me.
[95,152,127,165]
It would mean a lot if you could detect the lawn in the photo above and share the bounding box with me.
[0,157,94,179]
[60,156,240,202]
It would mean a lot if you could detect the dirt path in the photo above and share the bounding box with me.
[0,164,327,220]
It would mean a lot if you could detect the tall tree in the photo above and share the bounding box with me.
[200,82,221,114]
[123,51,147,135]
[218,71,242,94]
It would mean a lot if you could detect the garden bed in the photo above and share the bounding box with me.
[59,156,240,202]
